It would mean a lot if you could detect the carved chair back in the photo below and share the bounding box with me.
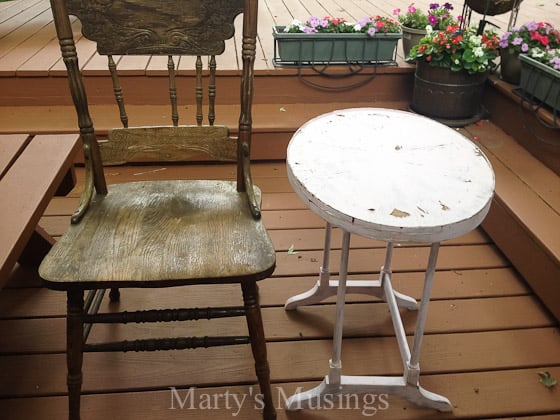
[50,0,260,222]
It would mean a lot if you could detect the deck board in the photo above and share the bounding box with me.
[0,0,556,74]
[2,328,559,396]
[0,161,559,419]
[1,1,559,418]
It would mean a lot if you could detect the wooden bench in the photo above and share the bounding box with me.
[0,133,80,288]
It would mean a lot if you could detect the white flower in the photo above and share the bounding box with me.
[425,25,433,34]
[528,47,546,58]
[469,35,482,46]
[353,23,362,31]
[473,46,484,57]
[284,19,303,32]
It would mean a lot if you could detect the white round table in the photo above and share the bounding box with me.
[284,108,495,412]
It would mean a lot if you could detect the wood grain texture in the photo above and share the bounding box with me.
[39,180,275,286]
[65,0,244,55]
[0,134,80,285]
[1,161,559,419]
[102,126,236,165]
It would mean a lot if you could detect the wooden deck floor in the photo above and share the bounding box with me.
[0,0,558,74]
[1,0,560,418]
[0,161,559,419]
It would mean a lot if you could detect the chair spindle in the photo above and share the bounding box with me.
[208,55,217,126]
[195,55,203,126]
[167,55,179,127]
[108,55,128,128]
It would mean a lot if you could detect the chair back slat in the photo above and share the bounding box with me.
[64,0,244,55]
[101,126,236,165]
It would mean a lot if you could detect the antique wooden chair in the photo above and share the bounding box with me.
[39,0,276,419]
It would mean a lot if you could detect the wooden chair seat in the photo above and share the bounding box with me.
[40,180,275,287]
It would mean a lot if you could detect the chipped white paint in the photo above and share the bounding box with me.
[287,108,495,243]
[285,108,495,413]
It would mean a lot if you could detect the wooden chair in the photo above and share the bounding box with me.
[39,0,276,419]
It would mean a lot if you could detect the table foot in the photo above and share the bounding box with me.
[284,270,332,310]
[285,375,452,412]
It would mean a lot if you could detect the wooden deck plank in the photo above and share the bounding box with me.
[0,0,50,41]
[0,156,558,418]
[1,328,559,397]
[465,121,560,212]
[1,367,559,420]
[0,134,80,285]
[0,295,553,354]
[0,133,29,177]
[261,0,294,27]
[0,8,55,74]
[0,0,43,18]
[0,0,556,75]
[467,123,560,321]
[0,266,529,318]
[267,227,490,251]
[273,244,509,277]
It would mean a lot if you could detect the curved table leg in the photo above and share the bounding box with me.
[285,239,451,413]
[285,224,418,311]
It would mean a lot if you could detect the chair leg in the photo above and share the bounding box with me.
[241,280,276,420]
[109,287,120,302]
[67,290,84,420]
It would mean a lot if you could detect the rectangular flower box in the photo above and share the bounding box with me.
[272,26,400,66]
[519,54,560,113]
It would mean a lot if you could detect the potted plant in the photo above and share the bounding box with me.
[272,15,401,66]
[408,25,500,124]
[393,2,459,57]
[519,48,560,113]
[499,21,560,84]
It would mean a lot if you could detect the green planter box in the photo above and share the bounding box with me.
[272,26,401,66]
[519,54,560,113]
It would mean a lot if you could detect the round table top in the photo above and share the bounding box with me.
[286,108,495,243]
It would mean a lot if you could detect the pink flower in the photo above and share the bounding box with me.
[408,3,417,13]
[393,8,401,16]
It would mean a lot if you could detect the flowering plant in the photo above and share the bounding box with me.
[282,15,401,36]
[499,21,560,55]
[524,48,560,70]
[393,2,459,30]
[409,25,500,73]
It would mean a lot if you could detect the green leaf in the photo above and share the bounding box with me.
[287,244,299,255]
[463,50,475,63]
[538,371,558,389]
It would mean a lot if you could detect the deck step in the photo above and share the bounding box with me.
[0,101,410,161]
[462,121,560,321]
